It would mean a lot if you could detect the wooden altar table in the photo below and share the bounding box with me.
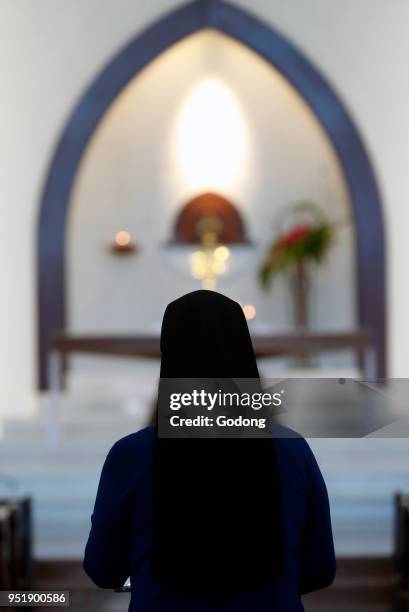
[46,330,375,446]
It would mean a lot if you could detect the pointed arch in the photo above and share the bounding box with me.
[37,0,386,387]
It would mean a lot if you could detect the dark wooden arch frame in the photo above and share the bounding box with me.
[37,0,386,388]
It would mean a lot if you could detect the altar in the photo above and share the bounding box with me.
[44,329,374,444]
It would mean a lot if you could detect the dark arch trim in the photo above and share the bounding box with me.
[37,0,386,388]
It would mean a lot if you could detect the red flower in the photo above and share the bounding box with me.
[281,224,310,246]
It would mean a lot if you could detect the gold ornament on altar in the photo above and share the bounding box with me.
[190,216,231,290]
[166,192,251,291]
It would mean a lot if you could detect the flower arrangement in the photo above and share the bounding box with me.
[259,212,333,290]
[259,203,334,330]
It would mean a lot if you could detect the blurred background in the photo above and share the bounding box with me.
[0,0,408,610]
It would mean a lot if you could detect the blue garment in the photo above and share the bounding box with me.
[84,426,335,611]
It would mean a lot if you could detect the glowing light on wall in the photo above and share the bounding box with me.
[110,230,138,255]
[176,78,248,191]
[115,230,132,247]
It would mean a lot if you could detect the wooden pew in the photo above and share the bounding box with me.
[0,498,33,589]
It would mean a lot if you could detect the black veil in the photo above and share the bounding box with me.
[153,290,283,601]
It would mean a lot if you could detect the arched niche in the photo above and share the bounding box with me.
[171,193,249,245]
[37,0,386,388]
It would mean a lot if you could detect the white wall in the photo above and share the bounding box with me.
[0,0,408,402]
[68,30,353,342]
[246,0,409,377]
